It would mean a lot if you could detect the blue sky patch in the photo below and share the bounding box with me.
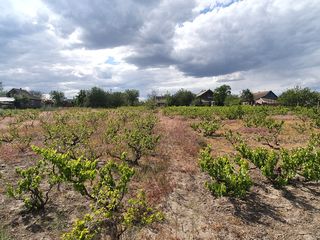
[200,0,241,14]
[105,56,118,65]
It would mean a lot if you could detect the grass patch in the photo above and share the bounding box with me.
[0,226,12,240]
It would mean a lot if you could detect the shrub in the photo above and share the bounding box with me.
[7,146,97,211]
[41,112,99,159]
[191,119,222,137]
[32,146,98,199]
[7,159,55,211]
[199,146,252,197]
[62,161,163,240]
[105,113,160,165]
[235,135,320,186]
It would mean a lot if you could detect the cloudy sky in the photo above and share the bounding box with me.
[1,0,320,98]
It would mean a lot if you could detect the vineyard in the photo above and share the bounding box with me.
[0,106,320,239]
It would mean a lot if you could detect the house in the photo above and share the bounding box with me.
[196,89,214,106]
[253,91,278,105]
[154,96,167,107]
[62,99,74,107]
[0,97,15,108]
[42,99,54,108]
[6,88,42,108]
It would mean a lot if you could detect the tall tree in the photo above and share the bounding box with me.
[213,85,231,106]
[74,90,87,107]
[240,89,254,105]
[86,87,108,108]
[0,82,5,97]
[50,90,65,107]
[125,89,139,106]
[109,92,126,107]
[171,89,195,106]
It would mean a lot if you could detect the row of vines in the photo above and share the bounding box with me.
[0,108,163,240]
[1,105,320,239]
[170,106,320,198]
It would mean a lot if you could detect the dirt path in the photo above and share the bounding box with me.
[142,115,320,240]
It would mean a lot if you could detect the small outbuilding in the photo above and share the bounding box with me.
[196,89,214,106]
[253,91,278,105]
[0,97,15,108]
[154,96,167,107]
[7,88,42,108]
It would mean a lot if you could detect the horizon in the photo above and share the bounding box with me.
[1,0,320,98]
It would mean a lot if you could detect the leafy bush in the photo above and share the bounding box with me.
[7,158,56,211]
[243,112,268,128]
[41,112,100,159]
[7,145,97,211]
[235,135,320,186]
[163,106,290,119]
[199,146,252,197]
[62,161,163,240]
[0,111,39,152]
[191,119,222,137]
[243,113,284,149]
[105,112,160,165]
[7,143,163,238]
[32,146,98,199]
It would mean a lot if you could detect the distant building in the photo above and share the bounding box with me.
[253,91,278,105]
[7,88,42,108]
[0,97,15,108]
[196,89,214,106]
[62,99,74,107]
[154,96,167,107]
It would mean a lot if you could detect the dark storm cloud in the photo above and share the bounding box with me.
[1,0,320,98]
[125,0,196,67]
[44,0,196,66]
[43,0,160,49]
[172,0,320,78]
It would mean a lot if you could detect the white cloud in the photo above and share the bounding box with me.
[0,0,319,98]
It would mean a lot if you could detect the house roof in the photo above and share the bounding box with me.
[7,88,41,100]
[0,97,15,102]
[252,91,276,100]
[196,89,213,98]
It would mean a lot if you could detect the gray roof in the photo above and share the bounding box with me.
[196,89,213,97]
[253,91,274,100]
[7,88,41,100]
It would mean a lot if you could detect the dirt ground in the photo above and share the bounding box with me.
[0,112,320,240]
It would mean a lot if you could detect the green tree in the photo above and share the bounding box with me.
[144,90,158,109]
[279,86,320,107]
[213,85,231,106]
[109,92,126,108]
[74,90,87,107]
[86,87,108,108]
[0,82,6,97]
[240,89,254,105]
[50,90,65,107]
[125,89,139,106]
[168,89,195,106]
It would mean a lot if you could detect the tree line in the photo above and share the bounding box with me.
[1,81,319,108]
[147,85,320,107]
[50,87,140,108]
